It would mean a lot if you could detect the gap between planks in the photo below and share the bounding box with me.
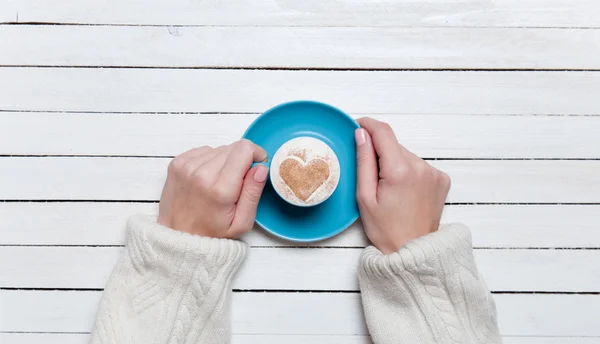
[3,156,600,161]
[2,66,600,72]
[2,245,600,250]
[1,109,599,116]
[3,201,600,204]
[3,23,600,29]
[1,288,600,295]
[1,333,599,344]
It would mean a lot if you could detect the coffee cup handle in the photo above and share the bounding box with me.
[250,161,270,169]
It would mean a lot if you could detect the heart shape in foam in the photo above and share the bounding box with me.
[279,157,331,202]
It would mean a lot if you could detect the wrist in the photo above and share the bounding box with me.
[362,223,473,274]
[370,227,438,255]
[374,235,418,255]
[132,214,248,266]
[157,214,214,238]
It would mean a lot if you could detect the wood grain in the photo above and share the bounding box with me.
[2,203,598,248]
[3,113,600,158]
[0,334,357,344]
[2,247,599,292]
[1,69,599,115]
[2,0,599,27]
[2,0,599,341]
[2,291,599,336]
[504,340,600,344]
[1,158,598,203]
[3,26,600,69]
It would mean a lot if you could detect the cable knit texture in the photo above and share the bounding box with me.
[90,214,247,344]
[358,223,502,344]
[92,217,500,343]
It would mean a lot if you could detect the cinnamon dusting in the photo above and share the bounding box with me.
[279,158,330,201]
[290,149,307,161]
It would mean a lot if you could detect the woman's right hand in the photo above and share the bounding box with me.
[158,140,269,239]
[354,118,451,254]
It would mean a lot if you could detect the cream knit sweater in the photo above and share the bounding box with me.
[91,215,501,344]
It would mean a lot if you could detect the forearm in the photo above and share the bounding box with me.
[91,214,247,344]
[358,224,501,344]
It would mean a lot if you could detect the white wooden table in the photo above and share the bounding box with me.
[1,1,600,343]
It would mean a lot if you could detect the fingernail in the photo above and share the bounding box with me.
[253,165,269,183]
[355,128,366,146]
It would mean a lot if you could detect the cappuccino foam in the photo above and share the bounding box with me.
[270,137,340,206]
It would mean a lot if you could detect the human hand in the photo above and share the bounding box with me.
[354,118,451,254]
[157,140,269,239]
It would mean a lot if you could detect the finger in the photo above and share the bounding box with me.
[199,145,233,173]
[188,145,233,189]
[174,146,213,164]
[357,119,413,159]
[182,150,222,177]
[356,117,402,158]
[218,139,268,191]
[168,146,213,176]
[402,147,424,164]
[356,117,409,180]
[228,165,269,235]
[354,128,378,205]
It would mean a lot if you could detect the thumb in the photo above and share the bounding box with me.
[355,128,378,206]
[229,165,269,235]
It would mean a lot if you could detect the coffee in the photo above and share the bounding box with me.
[270,137,340,206]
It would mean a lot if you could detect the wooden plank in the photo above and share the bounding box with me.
[2,0,599,27]
[1,69,599,115]
[2,334,598,344]
[3,26,600,69]
[0,334,371,344]
[3,113,600,159]
[505,340,600,344]
[2,247,598,292]
[2,203,598,248]
[0,202,152,246]
[0,334,92,344]
[1,291,598,337]
[1,158,599,203]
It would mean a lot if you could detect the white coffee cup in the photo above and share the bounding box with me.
[254,137,340,207]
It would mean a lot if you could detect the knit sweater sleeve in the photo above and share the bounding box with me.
[358,223,502,344]
[90,214,247,344]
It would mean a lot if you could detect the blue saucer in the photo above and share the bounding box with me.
[242,100,360,242]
